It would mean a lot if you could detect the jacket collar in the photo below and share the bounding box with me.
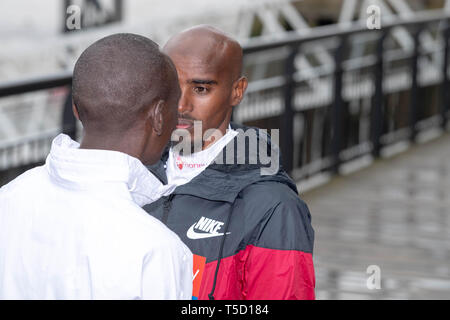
[46,134,175,207]
[148,123,297,203]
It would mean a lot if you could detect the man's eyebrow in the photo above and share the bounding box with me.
[188,79,218,85]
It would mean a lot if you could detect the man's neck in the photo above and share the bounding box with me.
[173,123,236,158]
[80,131,143,160]
[201,121,233,151]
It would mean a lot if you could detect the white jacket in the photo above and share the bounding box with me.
[0,134,193,300]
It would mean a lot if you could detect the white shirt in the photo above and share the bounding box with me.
[0,134,193,300]
[166,126,238,187]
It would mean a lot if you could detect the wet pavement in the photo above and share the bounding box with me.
[301,132,450,299]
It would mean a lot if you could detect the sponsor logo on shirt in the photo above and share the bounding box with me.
[176,155,183,170]
[187,216,231,240]
[175,155,207,170]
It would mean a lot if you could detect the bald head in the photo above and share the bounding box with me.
[162,26,248,151]
[73,33,178,133]
[163,25,243,81]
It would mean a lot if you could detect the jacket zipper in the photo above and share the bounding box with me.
[161,193,175,225]
[208,201,235,300]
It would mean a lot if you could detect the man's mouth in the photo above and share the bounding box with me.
[176,119,194,129]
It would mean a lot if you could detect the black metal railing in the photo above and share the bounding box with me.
[241,9,450,178]
[1,9,449,184]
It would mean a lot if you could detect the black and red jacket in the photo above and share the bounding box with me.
[144,123,315,300]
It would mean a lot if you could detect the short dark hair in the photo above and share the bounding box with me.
[72,33,176,132]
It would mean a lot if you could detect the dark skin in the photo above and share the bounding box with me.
[163,25,248,151]
[72,34,180,165]
[73,90,179,165]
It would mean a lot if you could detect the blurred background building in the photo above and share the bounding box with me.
[0,0,449,299]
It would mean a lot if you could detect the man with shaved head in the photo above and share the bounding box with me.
[0,33,192,299]
[145,26,315,300]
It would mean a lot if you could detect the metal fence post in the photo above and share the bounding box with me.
[371,30,386,157]
[410,25,422,142]
[332,36,346,174]
[442,20,450,130]
[281,45,297,174]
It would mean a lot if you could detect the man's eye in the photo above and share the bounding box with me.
[194,86,208,94]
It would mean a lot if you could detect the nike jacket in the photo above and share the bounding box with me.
[144,123,315,300]
[0,134,193,299]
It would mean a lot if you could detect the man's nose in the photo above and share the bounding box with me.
[178,92,193,115]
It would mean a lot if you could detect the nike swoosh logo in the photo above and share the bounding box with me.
[186,224,231,240]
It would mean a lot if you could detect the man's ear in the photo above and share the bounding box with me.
[231,76,248,106]
[150,99,165,136]
[72,103,80,121]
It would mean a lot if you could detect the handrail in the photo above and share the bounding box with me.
[0,71,72,98]
[242,9,450,53]
[1,10,449,98]
[0,9,449,178]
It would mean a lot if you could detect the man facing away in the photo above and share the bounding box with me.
[0,33,192,299]
[144,25,315,300]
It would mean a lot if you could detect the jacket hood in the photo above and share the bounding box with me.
[47,134,175,207]
[148,122,298,202]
